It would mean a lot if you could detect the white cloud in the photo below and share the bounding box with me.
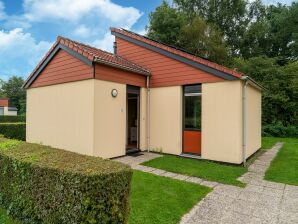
[0,28,52,78]
[23,0,142,28]
[92,32,114,52]
[73,25,92,38]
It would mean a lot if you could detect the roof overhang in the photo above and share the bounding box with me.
[241,76,265,91]
[111,31,239,81]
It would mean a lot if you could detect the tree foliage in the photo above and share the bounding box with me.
[147,0,298,126]
[0,76,26,115]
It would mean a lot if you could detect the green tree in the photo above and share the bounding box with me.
[179,17,229,64]
[1,76,26,115]
[147,1,187,46]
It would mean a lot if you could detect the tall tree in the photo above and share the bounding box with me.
[179,17,229,64]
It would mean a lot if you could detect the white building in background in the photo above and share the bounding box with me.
[0,98,18,116]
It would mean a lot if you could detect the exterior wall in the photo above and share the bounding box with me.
[93,79,126,158]
[95,64,146,87]
[116,37,223,88]
[3,107,17,116]
[149,86,182,154]
[202,81,243,164]
[139,87,147,151]
[26,80,95,155]
[246,84,262,158]
[31,49,93,88]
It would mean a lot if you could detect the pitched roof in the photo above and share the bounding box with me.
[23,36,151,88]
[110,27,244,80]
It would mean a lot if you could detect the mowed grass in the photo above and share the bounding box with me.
[142,155,247,187]
[0,208,21,224]
[262,137,298,149]
[129,171,211,224]
[265,137,298,186]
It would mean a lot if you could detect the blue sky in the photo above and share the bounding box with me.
[0,0,294,80]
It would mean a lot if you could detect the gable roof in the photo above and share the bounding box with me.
[23,36,151,88]
[110,27,244,80]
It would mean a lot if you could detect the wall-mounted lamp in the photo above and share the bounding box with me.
[111,89,118,97]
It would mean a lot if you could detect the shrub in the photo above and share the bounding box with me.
[0,115,26,123]
[262,123,298,138]
[0,138,132,224]
[0,123,26,141]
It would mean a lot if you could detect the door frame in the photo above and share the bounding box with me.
[182,84,202,155]
[126,85,141,150]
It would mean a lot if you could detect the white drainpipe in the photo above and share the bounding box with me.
[146,76,150,152]
[242,77,248,167]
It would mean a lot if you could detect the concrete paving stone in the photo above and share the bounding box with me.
[283,189,298,199]
[150,168,167,176]
[253,207,279,223]
[132,165,156,172]
[238,191,263,203]
[262,187,284,198]
[278,211,298,224]
[280,199,298,213]
[204,192,235,205]
[284,184,298,193]
[249,179,268,187]
[172,174,189,181]
[243,185,264,194]
[161,171,178,178]
[264,181,285,190]
[219,210,250,224]
[212,185,242,199]
[200,180,219,188]
[257,194,282,206]
[229,199,257,216]
[187,176,203,184]
[253,160,270,166]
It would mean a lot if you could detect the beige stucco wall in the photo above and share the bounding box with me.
[139,87,147,151]
[26,79,95,155]
[93,79,126,158]
[245,84,262,158]
[202,81,243,164]
[149,86,182,154]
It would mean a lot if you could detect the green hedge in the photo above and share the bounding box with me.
[262,123,298,138]
[0,138,132,224]
[0,115,26,123]
[0,123,26,141]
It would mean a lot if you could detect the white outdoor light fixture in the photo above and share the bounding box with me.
[111,89,118,97]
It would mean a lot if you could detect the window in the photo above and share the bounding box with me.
[184,85,201,130]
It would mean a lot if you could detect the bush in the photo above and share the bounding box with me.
[0,115,26,123]
[0,138,132,224]
[0,123,26,140]
[262,123,298,138]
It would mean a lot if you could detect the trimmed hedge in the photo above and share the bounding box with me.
[262,123,298,138]
[0,123,26,141]
[0,115,26,123]
[0,138,133,224]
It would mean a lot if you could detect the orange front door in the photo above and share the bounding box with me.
[183,131,201,154]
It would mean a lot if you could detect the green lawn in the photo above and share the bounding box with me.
[262,136,297,149]
[265,137,298,186]
[142,155,247,187]
[0,208,20,224]
[129,171,211,224]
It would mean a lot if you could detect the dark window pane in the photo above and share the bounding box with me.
[184,95,201,130]
[184,85,201,94]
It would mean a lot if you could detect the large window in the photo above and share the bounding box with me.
[184,85,201,130]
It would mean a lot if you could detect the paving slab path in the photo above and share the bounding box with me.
[114,143,298,224]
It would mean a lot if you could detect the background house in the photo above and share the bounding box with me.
[0,98,18,116]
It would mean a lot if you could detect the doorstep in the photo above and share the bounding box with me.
[180,153,202,160]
